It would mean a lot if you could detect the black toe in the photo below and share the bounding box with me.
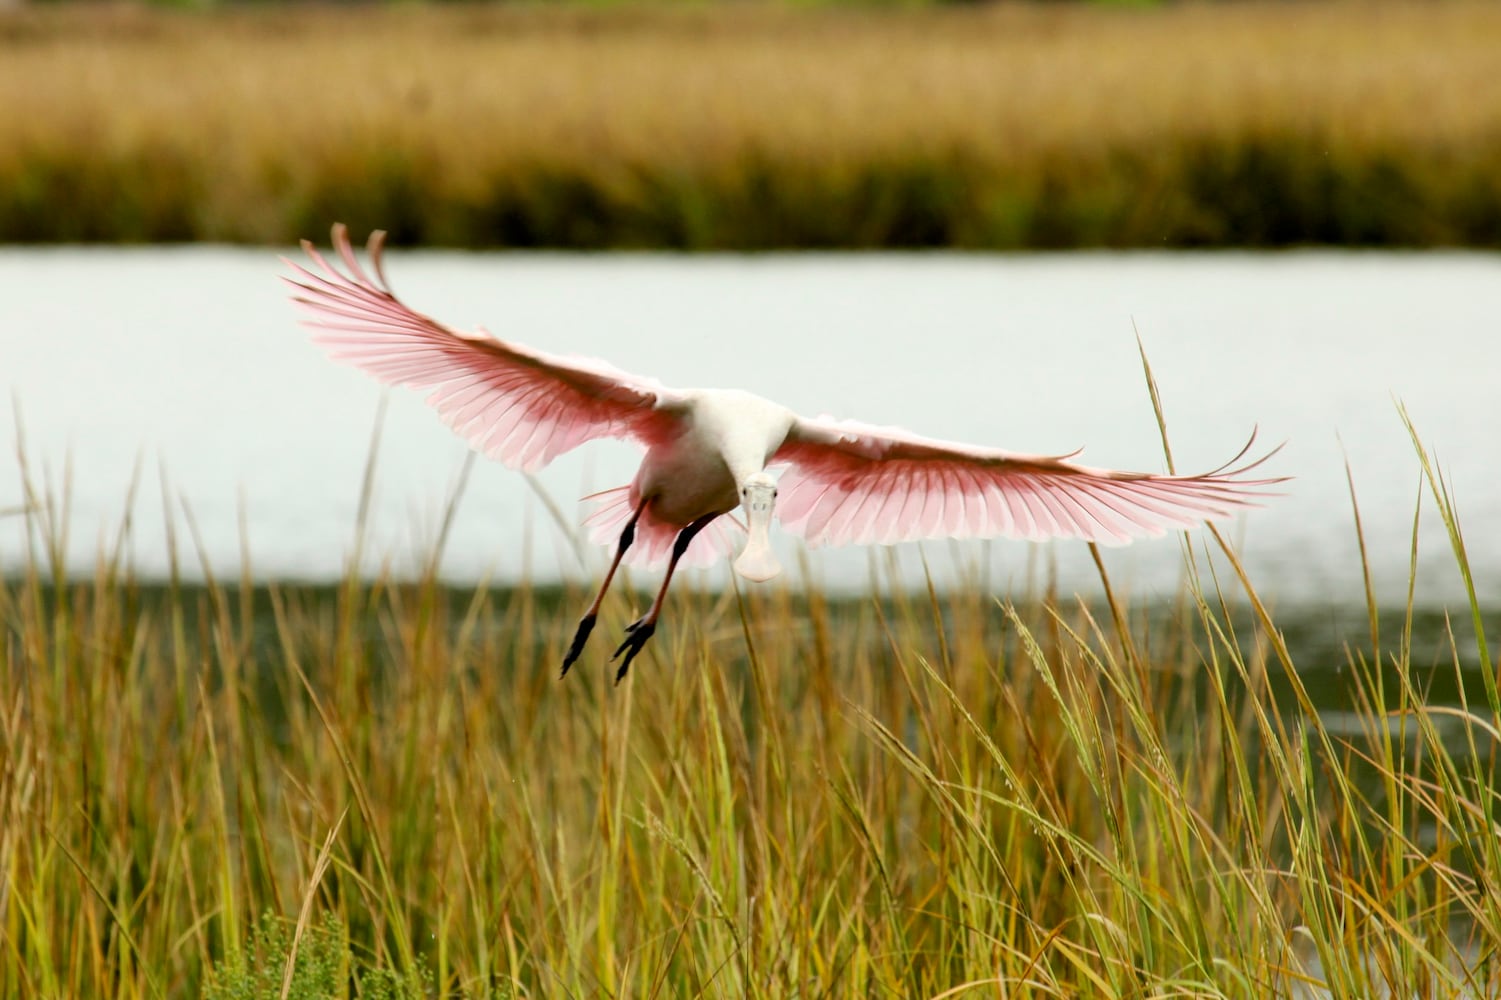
[611,619,657,682]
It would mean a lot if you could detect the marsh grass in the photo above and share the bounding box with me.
[3,2,1501,248]
[2,406,1499,996]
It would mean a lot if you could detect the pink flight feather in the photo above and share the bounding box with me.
[773,416,1281,548]
[283,224,682,473]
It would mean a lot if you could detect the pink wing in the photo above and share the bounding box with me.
[285,224,685,472]
[772,416,1284,548]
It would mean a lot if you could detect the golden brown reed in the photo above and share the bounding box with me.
[2,406,1499,996]
[2,1,1501,246]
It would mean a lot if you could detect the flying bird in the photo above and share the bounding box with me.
[286,225,1281,681]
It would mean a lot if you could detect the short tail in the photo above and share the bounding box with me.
[583,487,745,570]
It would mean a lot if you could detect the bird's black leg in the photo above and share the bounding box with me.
[562,499,646,677]
[611,511,720,683]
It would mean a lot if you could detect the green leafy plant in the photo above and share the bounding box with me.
[205,912,429,1000]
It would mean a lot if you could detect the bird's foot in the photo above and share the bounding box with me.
[611,618,657,684]
[560,613,597,678]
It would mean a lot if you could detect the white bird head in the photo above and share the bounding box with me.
[732,472,781,582]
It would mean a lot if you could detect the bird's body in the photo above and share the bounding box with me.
[287,225,1283,680]
[636,388,792,527]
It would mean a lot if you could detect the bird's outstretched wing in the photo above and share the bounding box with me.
[772,415,1284,548]
[285,224,685,471]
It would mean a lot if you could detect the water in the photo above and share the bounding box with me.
[2,246,1498,612]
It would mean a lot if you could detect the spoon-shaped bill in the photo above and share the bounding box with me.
[732,482,781,581]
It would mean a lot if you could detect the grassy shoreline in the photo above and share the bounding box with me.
[4,2,1501,249]
[2,422,1498,996]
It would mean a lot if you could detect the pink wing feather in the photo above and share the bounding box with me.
[773,416,1283,548]
[284,224,684,472]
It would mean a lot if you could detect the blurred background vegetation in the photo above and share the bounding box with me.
[2,0,1498,249]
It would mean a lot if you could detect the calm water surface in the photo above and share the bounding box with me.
[2,247,1498,612]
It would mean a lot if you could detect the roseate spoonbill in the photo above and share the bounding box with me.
[286,225,1282,681]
